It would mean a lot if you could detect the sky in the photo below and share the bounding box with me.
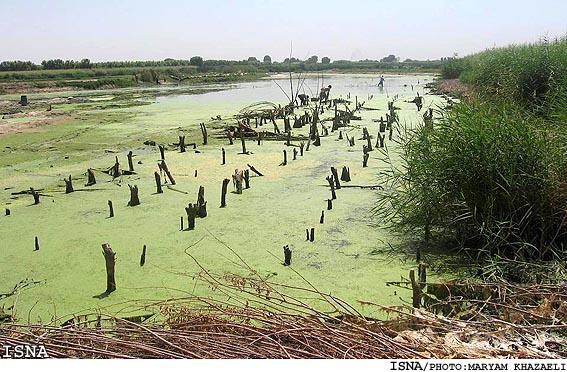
[1,0,566,63]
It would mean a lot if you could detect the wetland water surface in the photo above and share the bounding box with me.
[0,74,442,322]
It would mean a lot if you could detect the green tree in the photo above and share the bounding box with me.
[321,56,331,64]
[190,56,204,67]
[263,55,272,64]
[307,55,318,64]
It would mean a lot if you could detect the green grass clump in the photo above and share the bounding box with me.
[378,101,567,263]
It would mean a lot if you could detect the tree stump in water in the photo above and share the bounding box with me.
[158,145,166,161]
[389,126,394,141]
[127,185,140,206]
[154,172,163,194]
[108,200,114,218]
[330,167,341,190]
[310,228,315,242]
[363,128,373,152]
[108,156,121,179]
[222,148,226,165]
[313,134,321,147]
[320,211,324,224]
[306,138,311,151]
[196,186,207,218]
[86,168,96,186]
[5,208,10,216]
[299,142,304,156]
[293,148,297,160]
[140,245,147,267]
[338,131,343,140]
[306,229,310,240]
[31,187,40,205]
[220,178,230,208]
[327,199,333,210]
[179,136,186,153]
[239,125,247,154]
[281,150,287,166]
[286,131,291,146]
[363,151,369,168]
[227,129,234,145]
[283,245,292,266]
[185,203,197,230]
[340,166,351,182]
[34,236,40,251]
[326,176,336,200]
[127,151,135,172]
[233,170,244,194]
[158,160,176,185]
[101,243,117,294]
[64,175,74,194]
[244,169,250,189]
[180,216,184,231]
[200,123,208,145]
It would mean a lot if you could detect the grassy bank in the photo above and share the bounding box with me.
[380,37,567,282]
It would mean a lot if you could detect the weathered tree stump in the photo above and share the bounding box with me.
[200,123,208,145]
[220,178,230,208]
[306,138,311,151]
[320,211,324,224]
[108,200,114,218]
[31,187,40,205]
[154,172,163,194]
[310,228,315,242]
[340,166,351,182]
[195,170,198,177]
[127,151,135,172]
[233,169,244,194]
[330,167,341,190]
[86,168,96,186]
[299,142,305,156]
[363,152,369,168]
[108,156,121,178]
[326,176,336,200]
[179,136,186,153]
[64,175,74,194]
[127,184,140,206]
[222,147,226,165]
[327,199,333,210]
[227,129,234,145]
[313,134,321,147]
[247,164,263,177]
[185,203,197,230]
[293,148,297,160]
[196,186,207,218]
[34,236,40,251]
[306,229,310,240]
[281,150,287,166]
[338,131,343,140]
[283,245,292,266]
[239,125,247,154]
[158,160,176,185]
[180,216,184,231]
[244,169,250,189]
[389,126,394,141]
[5,208,10,216]
[101,243,116,294]
[159,145,166,161]
[140,245,146,267]
[363,128,373,152]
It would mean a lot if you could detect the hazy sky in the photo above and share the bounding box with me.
[1,0,566,63]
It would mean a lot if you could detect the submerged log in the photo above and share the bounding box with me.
[101,243,117,294]
[247,164,264,177]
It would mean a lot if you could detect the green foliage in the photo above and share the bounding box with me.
[321,57,331,64]
[440,58,467,79]
[190,56,204,67]
[378,101,567,262]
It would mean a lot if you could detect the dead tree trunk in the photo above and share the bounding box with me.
[109,156,120,179]
[338,131,343,140]
[108,200,114,218]
[363,150,370,168]
[326,176,336,200]
[331,167,341,189]
[310,228,315,242]
[200,123,208,145]
[86,169,96,186]
[185,204,197,230]
[233,170,244,194]
[293,148,297,160]
[247,164,264,176]
[283,245,292,266]
[179,136,186,153]
[5,208,10,216]
[340,166,351,182]
[196,186,207,218]
[281,150,287,166]
[320,211,324,224]
[127,151,135,172]
[286,131,291,146]
[220,178,230,208]
[299,142,305,156]
[128,185,140,206]
[140,245,146,267]
[159,145,166,161]
[154,172,163,194]
[101,243,116,294]
[222,148,226,165]
[31,187,40,205]
[34,236,40,251]
[364,128,373,152]
[158,160,176,185]
[227,130,234,145]
[239,126,247,154]
[327,199,333,210]
[180,216,184,231]
[64,175,74,194]
[244,169,250,189]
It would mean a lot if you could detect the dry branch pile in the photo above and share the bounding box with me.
[2,271,567,358]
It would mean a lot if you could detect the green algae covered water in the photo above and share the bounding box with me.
[0,74,442,323]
